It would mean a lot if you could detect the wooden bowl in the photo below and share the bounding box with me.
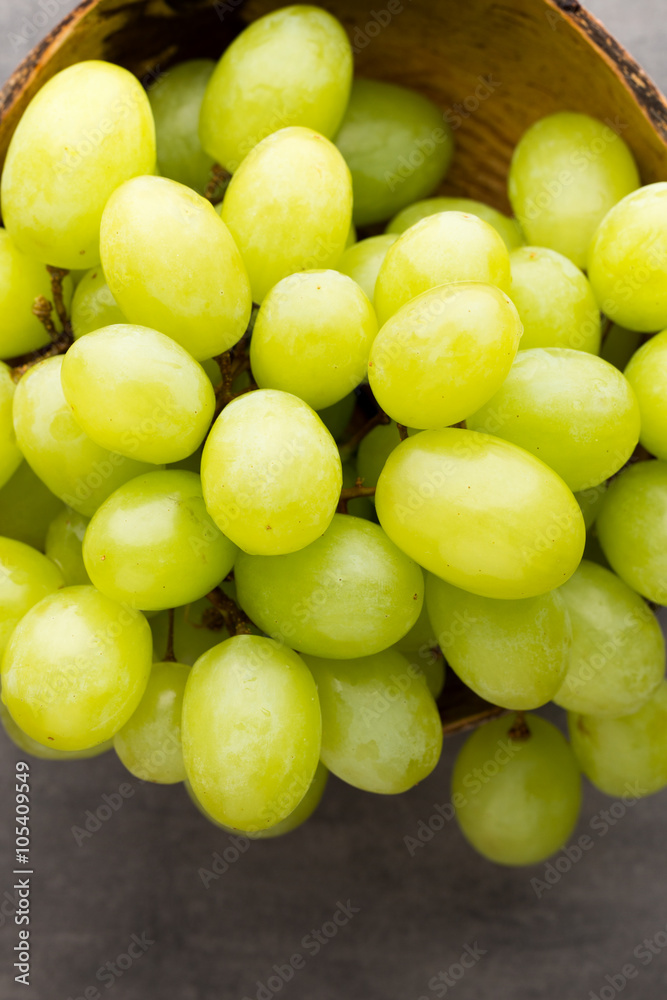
[1,0,665,732]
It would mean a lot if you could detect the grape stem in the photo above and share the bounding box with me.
[204,163,232,204]
[163,608,177,662]
[10,295,74,381]
[338,410,390,462]
[46,266,72,335]
[206,587,253,635]
[508,711,531,741]
[337,483,376,514]
[396,423,408,441]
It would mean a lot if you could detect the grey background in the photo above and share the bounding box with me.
[1,2,667,999]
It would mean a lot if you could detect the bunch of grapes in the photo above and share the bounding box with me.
[1,4,667,866]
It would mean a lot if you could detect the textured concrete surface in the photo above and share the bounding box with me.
[1,2,667,999]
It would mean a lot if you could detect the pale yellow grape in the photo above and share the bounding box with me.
[509,246,601,353]
[376,428,585,599]
[304,648,442,794]
[374,211,511,324]
[148,59,215,194]
[394,588,437,658]
[468,348,640,491]
[60,325,215,464]
[357,421,402,489]
[0,462,63,551]
[0,536,64,658]
[0,229,73,358]
[250,270,377,410]
[0,362,21,489]
[508,112,639,269]
[201,389,341,555]
[1,586,152,751]
[336,234,398,301]
[369,283,522,429]
[1,61,155,268]
[199,6,352,172]
[221,127,352,303]
[101,176,252,360]
[426,575,570,710]
[114,661,189,783]
[182,635,321,832]
[387,197,524,250]
[45,508,90,585]
[71,266,125,339]
[624,330,667,459]
[1,702,112,761]
[13,355,157,516]
[553,560,664,717]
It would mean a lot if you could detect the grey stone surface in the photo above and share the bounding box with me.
[1,2,667,999]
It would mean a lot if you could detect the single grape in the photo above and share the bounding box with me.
[60,325,215,464]
[182,634,321,832]
[1,586,152,750]
[0,536,64,657]
[1,61,155,268]
[0,461,63,551]
[200,5,352,172]
[334,79,454,226]
[250,270,377,410]
[508,112,639,268]
[83,470,236,611]
[0,229,74,358]
[387,197,524,250]
[569,681,667,798]
[201,389,341,555]
[13,355,157,516]
[221,127,352,303]
[508,246,601,353]
[596,460,667,604]
[426,575,570,710]
[601,324,643,372]
[114,661,190,783]
[70,266,125,339]
[336,234,398,302]
[150,597,230,666]
[0,362,21,489]
[148,59,215,194]
[374,211,511,325]
[453,714,582,866]
[588,183,667,332]
[369,282,522,429]
[1,702,112,761]
[45,508,90,585]
[357,421,403,489]
[303,648,442,793]
[574,483,607,531]
[235,514,424,658]
[624,330,667,459]
[376,428,585,599]
[467,348,640,491]
[318,393,355,442]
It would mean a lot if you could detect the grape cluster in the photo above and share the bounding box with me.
[0,4,666,866]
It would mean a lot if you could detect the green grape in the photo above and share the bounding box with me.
[1,586,152,751]
[588,184,667,332]
[148,59,215,194]
[182,634,321,832]
[13,355,157,516]
[0,229,74,358]
[69,268,88,287]
[357,421,402,489]
[601,324,643,372]
[596,460,667,604]
[200,6,351,172]
[336,234,398,302]
[71,266,125,339]
[341,462,374,521]
[508,246,601,353]
[45,508,90,585]
[426,575,570,710]
[221,127,352,303]
[334,79,454,227]
[394,589,437,657]
[0,461,63,551]
[569,681,667,798]
[623,330,667,459]
[416,656,445,700]
[467,348,640,492]
[1,61,155,269]
[1,702,112,761]
[387,197,524,250]
[0,536,64,658]
[318,393,355,442]
[114,661,189,783]
[83,470,236,611]
[374,211,511,325]
[101,176,251,361]
[235,514,424,658]
[553,560,663,717]
[508,111,639,269]
[303,648,442,794]
[369,282,522,429]
[60,324,215,464]
[575,483,607,531]
[201,389,341,555]
[453,714,582,866]
[583,531,610,570]
[376,428,585,600]
[150,598,230,666]
[0,362,21,489]
[250,270,377,410]
[345,224,357,249]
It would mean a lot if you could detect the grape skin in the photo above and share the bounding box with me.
[148,59,215,195]
[0,536,64,658]
[387,197,524,250]
[45,508,91,585]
